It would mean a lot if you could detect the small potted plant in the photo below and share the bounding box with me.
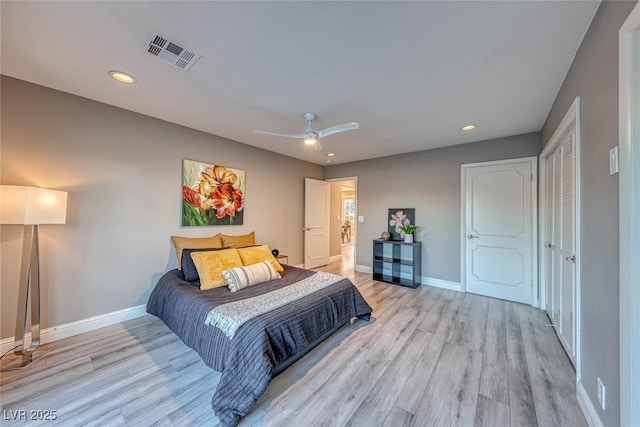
[399,224,420,243]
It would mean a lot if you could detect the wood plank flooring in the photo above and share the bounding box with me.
[0,246,586,426]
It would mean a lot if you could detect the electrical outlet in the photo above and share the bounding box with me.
[597,377,606,411]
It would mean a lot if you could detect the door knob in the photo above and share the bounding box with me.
[467,234,477,239]
[565,255,576,263]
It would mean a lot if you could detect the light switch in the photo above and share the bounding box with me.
[610,146,619,175]
[357,216,364,223]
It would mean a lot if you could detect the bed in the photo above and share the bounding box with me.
[146,264,372,426]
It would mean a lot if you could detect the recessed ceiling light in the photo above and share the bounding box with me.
[108,70,137,84]
[326,159,333,164]
[327,153,336,157]
[461,124,477,131]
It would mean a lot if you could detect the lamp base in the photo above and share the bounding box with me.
[0,350,49,372]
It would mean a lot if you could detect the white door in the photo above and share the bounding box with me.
[463,158,536,304]
[304,178,330,269]
[545,128,577,364]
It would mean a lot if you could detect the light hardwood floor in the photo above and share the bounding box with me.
[0,247,586,426]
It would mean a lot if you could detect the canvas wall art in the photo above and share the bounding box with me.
[182,159,245,226]
[388,208,415,240]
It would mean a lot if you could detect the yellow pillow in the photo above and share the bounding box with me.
[221,232,256,249]
[237,245,284,273]
[171,234,223,269]
[190,249,244,290]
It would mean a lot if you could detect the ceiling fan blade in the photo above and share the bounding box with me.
[254,130,308,139]
[317,122,360,139]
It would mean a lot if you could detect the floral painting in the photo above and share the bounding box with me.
[388,208,415,240]
[182,159,245,226]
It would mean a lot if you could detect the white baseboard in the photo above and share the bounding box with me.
[577,380,604,427]
[355,264,372,274]
[422,276,462,292]
[356,265,462,292]
[329,254,342,263]
[1,304,147,355]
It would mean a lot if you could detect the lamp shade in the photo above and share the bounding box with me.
[0,186,67,225]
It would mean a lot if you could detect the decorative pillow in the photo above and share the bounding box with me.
[221,232,256,248]
[190,249,243,290]
[223,260,281,292]
[181,247,228,282]
[171,234,223,269]
[237,244,284,273]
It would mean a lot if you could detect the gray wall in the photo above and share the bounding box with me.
[541,1,637,425]
[0,76,323,339]
[325,133,540,283]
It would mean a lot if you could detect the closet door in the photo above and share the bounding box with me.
[546,149,559,327]
[559,132,576,360]
[545,127,577,365]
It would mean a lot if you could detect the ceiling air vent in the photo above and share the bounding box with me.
[146,33,201,71]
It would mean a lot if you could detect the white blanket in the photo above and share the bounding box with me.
[204,271,343,339]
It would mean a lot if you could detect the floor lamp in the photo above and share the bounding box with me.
[0,185,67,371]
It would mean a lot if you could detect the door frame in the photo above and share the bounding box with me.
[619,4,640,425]
[460,156,538,304]
[539,96,581,379]
[326,176,358,266]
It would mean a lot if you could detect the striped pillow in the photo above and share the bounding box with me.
[223,260,281,292]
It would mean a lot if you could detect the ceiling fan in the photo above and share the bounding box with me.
[255,112,359,150]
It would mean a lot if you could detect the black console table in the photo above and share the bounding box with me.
[372,240,422,288]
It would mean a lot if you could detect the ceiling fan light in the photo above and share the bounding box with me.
[304,136,317,145]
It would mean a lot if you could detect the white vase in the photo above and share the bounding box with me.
[404,234,414,243]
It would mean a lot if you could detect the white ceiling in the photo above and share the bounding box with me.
[1,1,600,165]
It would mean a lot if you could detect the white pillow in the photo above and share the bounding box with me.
[223,260,281,292]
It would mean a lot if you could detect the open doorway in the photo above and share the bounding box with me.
[327,178,356,271]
